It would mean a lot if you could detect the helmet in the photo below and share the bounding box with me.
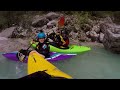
[37,32,46,39]
[61,30,68,35]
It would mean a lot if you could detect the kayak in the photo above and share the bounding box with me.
[27,51,72,79]
[50,44,91,54]
[31,42,91,54]
[2,51,76,63]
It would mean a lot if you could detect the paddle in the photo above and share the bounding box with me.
[58,16,65,28]
[17,43,32,62]
[17,32,37,62]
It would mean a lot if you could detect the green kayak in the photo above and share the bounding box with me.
[30,41,91,54]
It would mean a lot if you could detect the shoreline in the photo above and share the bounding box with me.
[0,37,104,53]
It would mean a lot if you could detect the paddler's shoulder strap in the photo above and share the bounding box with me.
[60,35,66,43]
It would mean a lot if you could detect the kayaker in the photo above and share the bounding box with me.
[47,27,69,49]
[32,31,50,58]
[47,15,69,49]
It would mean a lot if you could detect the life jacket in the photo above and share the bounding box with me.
[53,34,66,47]
[48,33,67,47]
[36,42,50,57]
[64,38,69,46]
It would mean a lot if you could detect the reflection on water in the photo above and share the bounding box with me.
[0,46,120,79]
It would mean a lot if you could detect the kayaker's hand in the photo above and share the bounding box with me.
[62,42,66,45]
[32,40,36,44]
[48,38,53,42]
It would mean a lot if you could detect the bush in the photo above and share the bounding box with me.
[72,11,90,25]
[112,11,120,24]
[89,11,113,18]
[0,11,47,31]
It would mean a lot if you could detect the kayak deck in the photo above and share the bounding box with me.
[50,45,91,54]
[28,51,72,79]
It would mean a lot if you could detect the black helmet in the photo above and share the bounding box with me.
[61,30,68,35]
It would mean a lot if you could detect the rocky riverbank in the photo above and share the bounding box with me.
[0,12,120,54]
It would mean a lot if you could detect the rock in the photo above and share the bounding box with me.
[85,38,91,42]
[45,12,60,21]
[103,24,120,54]
[78,31,88,42]
[65,17,71,26]
[0,27,16,37]
[99,33,104,43]
[100,23,112,33]
[65,25,77,33]
[69,31,78,39]
[89,30,99,42]
[74,24,80,31]
[81,24,92,32]
[104,16,113,24]
[92,25,100,33]
[32,16,49,27]
[69,38,80,45]
[47,20,58,27]
[0,37,8,40]
[87,19,94,26]
[86,31,90,36]
[9,26,29,38]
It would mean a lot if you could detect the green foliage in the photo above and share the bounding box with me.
[112,11,120,24]
[72,11,90,26]
[0,11,46,31]
[0,16,8,27]
[89,11,113,18]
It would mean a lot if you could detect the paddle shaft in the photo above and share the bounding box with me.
[19,33,37,61]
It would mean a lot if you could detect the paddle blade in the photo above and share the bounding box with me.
[16,52,25,62]
[16,49,29,62]
[58,16,65,28]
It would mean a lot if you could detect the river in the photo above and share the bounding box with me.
[0,44,120,79]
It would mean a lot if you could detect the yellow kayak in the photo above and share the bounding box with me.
[27,51,72,79]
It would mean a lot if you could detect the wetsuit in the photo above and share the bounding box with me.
[35,42,50,58]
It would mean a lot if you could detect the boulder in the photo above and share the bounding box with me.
[0,27,16,38]
[89,30,99,42]
[99,33,104,43]
[78,31,88,42]
[45,12,60,21]
[81,24,92,32]
[32,16,49,27]
[92,25,100,33]
[103,24,120,54]
[9,26,30,38]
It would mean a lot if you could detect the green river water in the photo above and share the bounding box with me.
[0,45,120,79]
